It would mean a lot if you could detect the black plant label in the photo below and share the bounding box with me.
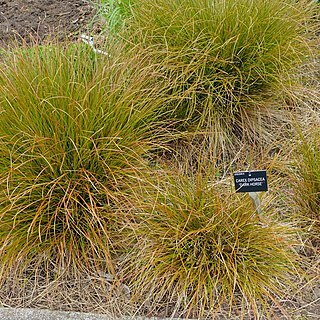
[233,170,268,193]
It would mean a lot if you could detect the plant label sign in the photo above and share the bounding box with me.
[233,170,268,193]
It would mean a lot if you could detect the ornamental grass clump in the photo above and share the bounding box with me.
[122,0,318,140]
[290,119,320,247]
[123,171,298,317]
[0,42,162,278]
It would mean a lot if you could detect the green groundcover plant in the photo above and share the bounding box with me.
[98,0,134,33]
[0,42,163,278]
[120,0,318,142]
[122,170,298,317]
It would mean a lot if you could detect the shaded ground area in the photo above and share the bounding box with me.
[0,0,98,46]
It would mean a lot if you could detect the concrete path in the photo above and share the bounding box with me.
[0,308,114,320]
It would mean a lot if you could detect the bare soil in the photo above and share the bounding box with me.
[0,0,97,46]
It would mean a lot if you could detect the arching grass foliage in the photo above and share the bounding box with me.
[0,42,163,277]
[122,170,298,317]
[120,0,318,142]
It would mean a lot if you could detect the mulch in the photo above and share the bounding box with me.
[0,0,99,46]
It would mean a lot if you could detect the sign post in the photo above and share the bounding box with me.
[233,170,268,214]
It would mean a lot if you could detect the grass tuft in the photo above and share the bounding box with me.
[122,169,299,317]
[0,41,163,278]
[289,117,320,248]
[120,0,319,146]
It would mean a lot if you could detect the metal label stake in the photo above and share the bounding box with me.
[248,192,262,214]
